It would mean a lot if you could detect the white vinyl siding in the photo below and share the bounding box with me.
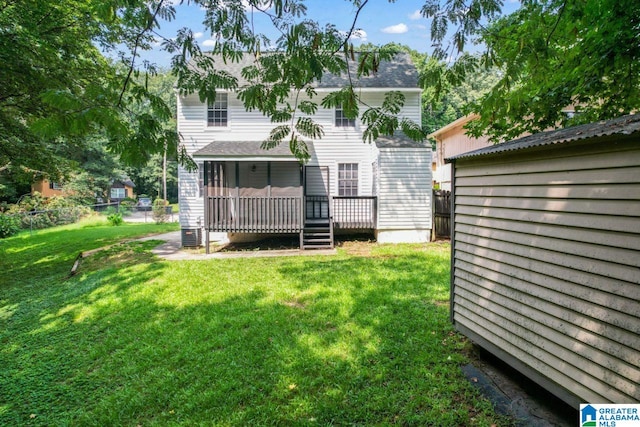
[376,147,431,230]
[177,89,424,232]
[451,139,640,405]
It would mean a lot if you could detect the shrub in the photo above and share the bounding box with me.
[0,213,20,238]
[107,212,124,226]
[152,199,169,223]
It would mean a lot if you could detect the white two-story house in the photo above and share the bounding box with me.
[177,53,432,250]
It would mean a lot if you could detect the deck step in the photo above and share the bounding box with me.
[302,222,334,250]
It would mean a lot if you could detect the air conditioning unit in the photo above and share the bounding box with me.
[181,228,202,247]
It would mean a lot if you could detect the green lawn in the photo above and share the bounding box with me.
[0,218,512,426]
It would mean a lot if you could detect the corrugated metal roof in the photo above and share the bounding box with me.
[193,140,299,159]
[446,113,640,162]
[188,53,418,89]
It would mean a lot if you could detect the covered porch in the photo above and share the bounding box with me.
[194,141,377,250]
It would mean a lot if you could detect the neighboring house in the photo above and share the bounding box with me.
[31,179,64,198]
[429,114,491,191]
[177,53,432,249]
[109,178,136,202]
[446,113,640,405]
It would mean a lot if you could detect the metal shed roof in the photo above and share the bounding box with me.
[446,113,640,162]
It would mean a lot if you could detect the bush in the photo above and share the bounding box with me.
[4,194,91,231]
[152,199,169,223]
[0,213,20,238]
[107,212,124,226]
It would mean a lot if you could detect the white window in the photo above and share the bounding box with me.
[207,93,228,127]
[111,188,126,199]
[338,163,358,196]
[335,106,355,127]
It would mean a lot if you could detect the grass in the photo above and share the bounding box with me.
[0,219,512,426]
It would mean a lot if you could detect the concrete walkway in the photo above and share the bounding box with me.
[138,231,337,260]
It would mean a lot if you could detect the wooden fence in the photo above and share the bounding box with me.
[433,190,451,239]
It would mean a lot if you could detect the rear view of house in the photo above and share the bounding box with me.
[177,53,432,249]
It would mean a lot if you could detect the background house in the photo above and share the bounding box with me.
[177,53,432,249]
[109,178,136,202]
[446,113,640,405]
[31,179,64,198]
[429,114,491,191]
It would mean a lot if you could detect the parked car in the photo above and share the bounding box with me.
[136,197,152,211]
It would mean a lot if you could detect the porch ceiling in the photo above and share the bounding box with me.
[193,141,303,162]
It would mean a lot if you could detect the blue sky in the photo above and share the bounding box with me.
[144,0,520,67]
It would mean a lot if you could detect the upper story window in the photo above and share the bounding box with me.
[338,163,358,196]
[207,93,228,127]
[335,106,355,128]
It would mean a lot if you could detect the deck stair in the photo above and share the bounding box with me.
[302,219,333,250]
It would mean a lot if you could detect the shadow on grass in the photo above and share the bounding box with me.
[0,243,509,426]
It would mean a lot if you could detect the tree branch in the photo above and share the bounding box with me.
[118,0,166,108]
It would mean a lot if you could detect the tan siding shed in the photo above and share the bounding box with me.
[448,114,640,406]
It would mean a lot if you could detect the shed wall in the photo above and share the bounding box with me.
[451,138,640,406]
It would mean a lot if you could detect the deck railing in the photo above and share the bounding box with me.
[206,196,303,233]
[333,196,377,229]
[206,195,377,232]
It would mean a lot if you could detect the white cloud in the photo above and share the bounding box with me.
[193,31,204,39]
[409,10,422,20]
[381,23,408,34]
[350,29,368,42]
[202,39,216,47]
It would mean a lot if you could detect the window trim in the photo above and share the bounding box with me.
[338,163,358,196]
[110,187,126,199]
[206,92,229,128]
[335,106,356,128]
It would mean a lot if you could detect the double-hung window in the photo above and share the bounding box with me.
[207,93,228,127]
[338,163,358,196]
[110,188,126,199]
[335,106,355,128]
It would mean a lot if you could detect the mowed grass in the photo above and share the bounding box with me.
[0,219,511,426]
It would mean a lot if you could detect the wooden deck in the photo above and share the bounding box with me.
[205,195,377,233]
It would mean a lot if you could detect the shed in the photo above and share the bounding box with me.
[446,114,640,406]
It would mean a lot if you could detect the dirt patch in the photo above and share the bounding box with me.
[465,347,577,426]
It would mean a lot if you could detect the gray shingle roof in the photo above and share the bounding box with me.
[446,113,640,162]
[193,140,299,158]
[375,132,428,148]
[191,53,418,88]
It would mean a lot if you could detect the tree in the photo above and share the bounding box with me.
[0,0,178,179]
[421,0,640,141]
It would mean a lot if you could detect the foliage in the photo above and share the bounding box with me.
[4,194,91,230]
[421,0,640,141]
[152,198,169,223]
[0,227,513,425]
[0,0,179,182]
[0,213,20,238]
[107,212,124,226]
